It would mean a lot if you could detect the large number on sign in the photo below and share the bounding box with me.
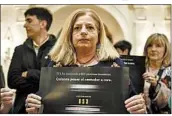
[78,98,89,105]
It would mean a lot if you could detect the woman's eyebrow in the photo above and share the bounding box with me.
[73,23,81,26]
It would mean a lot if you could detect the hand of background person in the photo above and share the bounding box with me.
[0,88,16,113]
[142,72,157,86]
[25,93,42,114]
[125,93,147,114]
[53,62,62,67]
[22,71,28,78]
[111,62,120,67]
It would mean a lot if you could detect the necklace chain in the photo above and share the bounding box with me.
[77,55,96,65]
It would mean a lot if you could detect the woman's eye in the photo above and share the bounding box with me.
[148,44,152,47]
[156,44,161,47]
[74,27,80,30]
[87,26,94,30]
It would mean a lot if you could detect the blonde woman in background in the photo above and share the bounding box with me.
[143,33,171,113]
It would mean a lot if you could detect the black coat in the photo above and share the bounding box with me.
[7,34,57,113]
[0,65,5,88]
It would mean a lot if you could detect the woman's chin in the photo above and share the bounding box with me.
[77,44,91,48]
[149,58,162,62]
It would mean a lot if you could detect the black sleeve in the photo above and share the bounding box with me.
[0,65,5,88]
[7,46,37,93]
[26,69,40,83]
[26,57,54,82]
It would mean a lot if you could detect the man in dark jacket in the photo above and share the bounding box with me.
[7,7,57,113]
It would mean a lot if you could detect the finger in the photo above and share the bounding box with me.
[127,99,145,109]
[125,94,142,104]
[143,74,151,79]
[142,72,154,78]
[125,100,139,108]
[127,103,144,112]
[26,107,39,114]
[143,73,154,78]
[144,77,151,81]
[1,91,13,98]
[0,88,12,93]
[2,100,13,105]
[2,97,13,101]
[145,77,157,84]
[142,75,149,79]
[26,98,41,105]
[143,75,148,79]
[54,62,62,67]
[130,108,146,114]
[27,103,41,109]
[142,72,148,77]
[140,93,144,97]
[112,62,120,67]
[28,94,42,101]
[149,77,157,81]
[11,89,16,93]
[125,95,144,108]
[144,76,156,82]
[53,65,57,67]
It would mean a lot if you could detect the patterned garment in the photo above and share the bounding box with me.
[161,67,171,89]
[144,66,171,113]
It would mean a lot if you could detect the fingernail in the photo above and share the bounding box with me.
[125,105,129,108]
[12,89,16,93]
[127,108,130,111]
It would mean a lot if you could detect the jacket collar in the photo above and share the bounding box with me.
[23,34,57,50]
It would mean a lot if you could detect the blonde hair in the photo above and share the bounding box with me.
[103,23,113,43]
[49,8,119,65]
[144,33,171,67]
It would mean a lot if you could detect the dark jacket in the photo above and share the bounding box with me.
[0,65,5,88]
[7,34,57,113]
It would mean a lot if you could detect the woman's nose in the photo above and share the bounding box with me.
[151,45,156,51]
[80,26,87,35]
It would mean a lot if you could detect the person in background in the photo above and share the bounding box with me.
[143,33,171,113]
[25,8,147,114]
[7,7,57,113]
[114,40,132,55]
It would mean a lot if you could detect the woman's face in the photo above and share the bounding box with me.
[147,42,165,62]
[72,15,99,49]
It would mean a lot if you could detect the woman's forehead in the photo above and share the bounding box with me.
[149,38,165,45]
[74,15,96,25]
